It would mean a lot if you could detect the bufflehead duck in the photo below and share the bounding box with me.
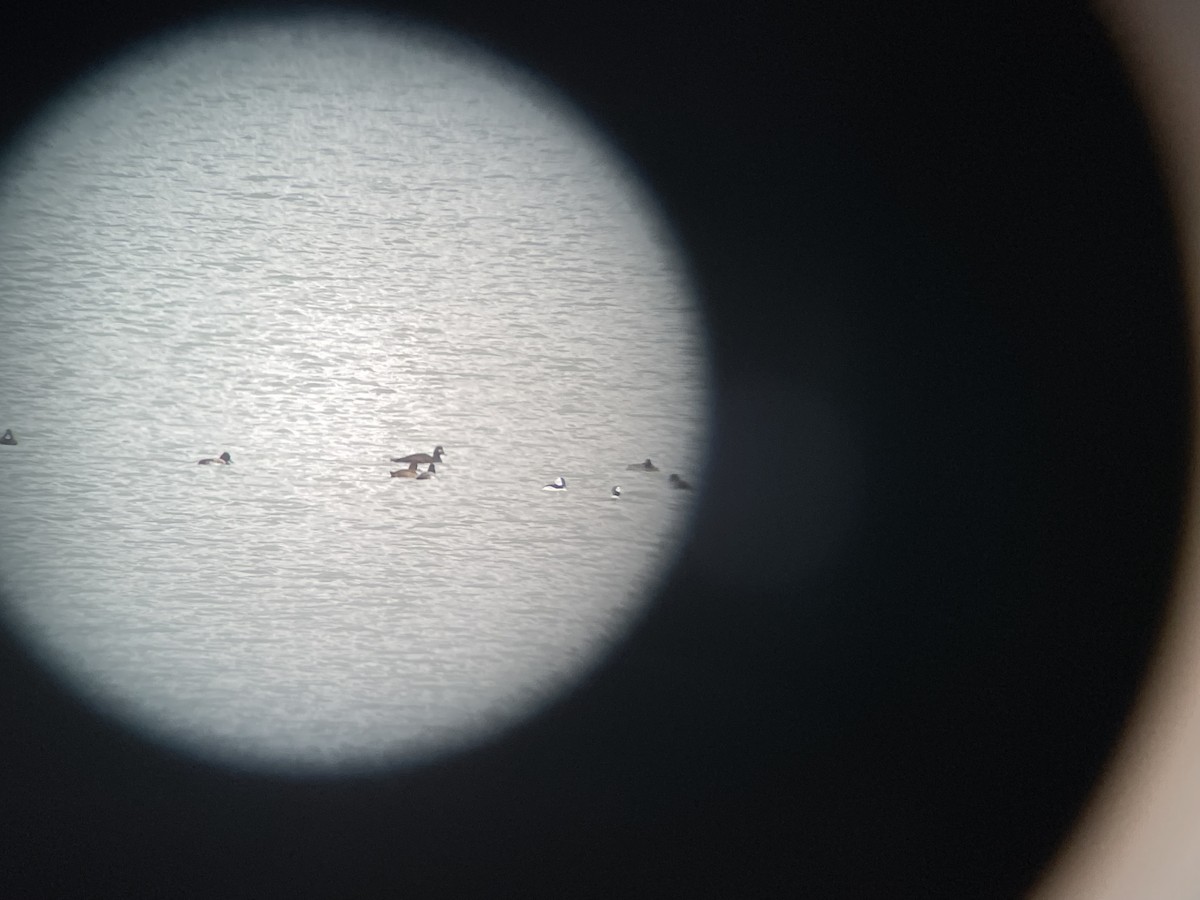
[626,458,658,471]
[0,429,16,445]
[542,476,566,491]
[610,486,622,498]
[198,452,232,465]
[391,445,445,464]
[390,462,420,478]
[668,473,693,490]
[416,463,437,480]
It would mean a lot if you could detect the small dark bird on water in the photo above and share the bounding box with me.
[392,445,445,464]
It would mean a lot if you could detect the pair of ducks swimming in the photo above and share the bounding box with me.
[390,445,444,480]
[623,458,694,490]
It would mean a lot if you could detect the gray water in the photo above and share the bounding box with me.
[0,15,708,772]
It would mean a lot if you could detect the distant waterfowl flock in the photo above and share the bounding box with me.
[1,432,693,497]
[376,450,692,497]
[541,457,693,497]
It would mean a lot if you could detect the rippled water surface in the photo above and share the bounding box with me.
[0,16,707,771]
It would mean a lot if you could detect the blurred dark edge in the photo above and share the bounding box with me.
[0,0,1188,897]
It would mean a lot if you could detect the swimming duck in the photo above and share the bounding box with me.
[198,452,232,465]
[391,445,445,464]
[542,476,566,491]
[390,462,420,478]
[626,458,658,471]
[0,429,15,445]
[610,486,622,498]
[668,473,693,490]
[417,464,437,481]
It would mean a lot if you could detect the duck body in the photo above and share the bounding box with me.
[668,473,692,490]
[390,462,420,478]
[198,451,232,465]
[391,445,445,465]
[542,476,566,491]
[626,458,658,471]
[610,486,622,498]
[0,429,15,445]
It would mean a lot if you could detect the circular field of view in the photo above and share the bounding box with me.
[0,13,708,773]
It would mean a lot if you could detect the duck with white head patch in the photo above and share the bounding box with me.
[542,476,566,491]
